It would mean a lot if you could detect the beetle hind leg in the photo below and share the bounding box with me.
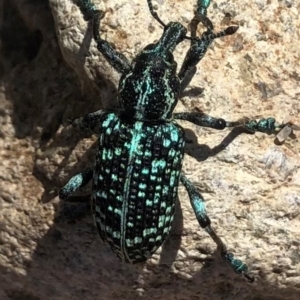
[59,167,93,200]
[59,168,93,221]
[180,174,254,282]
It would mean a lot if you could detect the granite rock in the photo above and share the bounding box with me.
[0,0,300,299]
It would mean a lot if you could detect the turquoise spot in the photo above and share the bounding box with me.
[136,146,143,156]
[112,231,120,238]
[143,228,157,237]
[194,199,206,215]
[163,227,169,234]
[126,239,134,247]
[139,183,147,190]
[152,159,166,169]
[102,114,115,128]
[155,235,162,242]
[142,168,149,175]
[102,148,107,160]
[124,142,131,150]
[158,215,165,228]
[101,191,108,199]
[145,149,152,157]
[170,172,176,186]
[114,148,122,156]
[134,237,143,244]
[171,130,179,142]
[127,222,134,227]
[166,206,172,214]
[150,175,156,181]
[146,199,153,206]
[138,191,146,198]
[163,186,169,195]
[114,208,122,216]
[163,139,171,147]
[153,193,160,204]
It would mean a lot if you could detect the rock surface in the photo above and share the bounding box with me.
[0,0,300,299]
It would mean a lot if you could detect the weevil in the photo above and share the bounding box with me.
[60,0,298,282]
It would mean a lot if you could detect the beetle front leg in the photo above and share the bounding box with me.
[196,0,211,16]
[179,0,238,92]
[174,112,290,135]
[92,11,130,74]
[179,26,238,91]
[180,174,254,282]
[76,0,130,74]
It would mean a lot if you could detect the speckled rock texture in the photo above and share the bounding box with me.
[0,0,300,299]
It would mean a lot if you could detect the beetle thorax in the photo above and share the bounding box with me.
[118,22,187,121]
[118,53,180,120]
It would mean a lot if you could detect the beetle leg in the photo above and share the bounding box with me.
[92,10,131,74]
[179,0,212,93]
[180,174,254,282]
[59,167,93,200]
[59,163,94,221]
[195,0,211,17]
[226,117,288,134]
[76,0,130,74]
[174,111,227,130]
[179,25,238,92]
[179,0,237,92]
[68,109,108,135]
[174,112,289,135]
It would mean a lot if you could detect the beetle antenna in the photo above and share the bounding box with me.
[185,25,239,41]
[147,0,167,28]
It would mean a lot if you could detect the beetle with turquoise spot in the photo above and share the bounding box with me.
[60,0,298,282]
